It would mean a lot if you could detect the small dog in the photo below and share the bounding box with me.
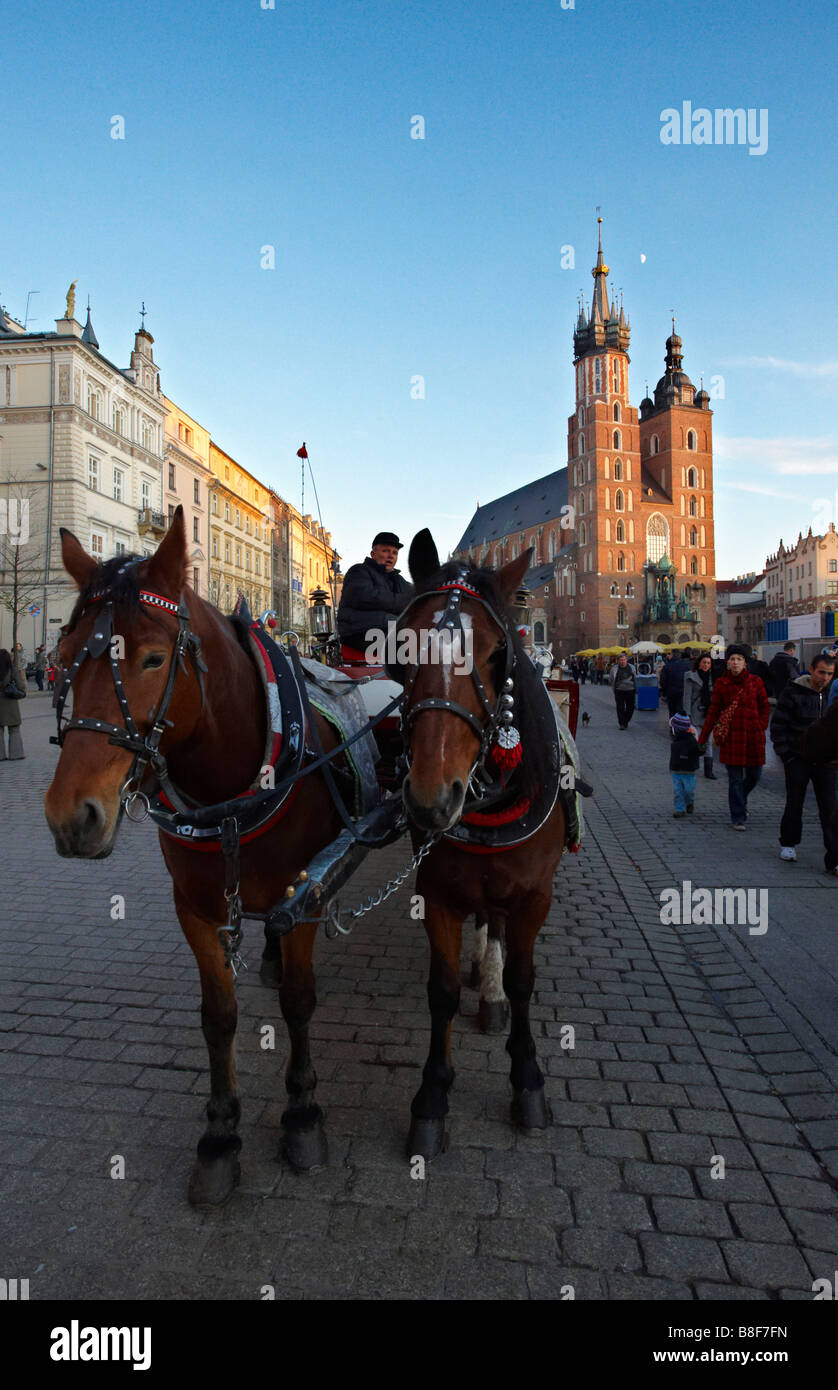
[582,712,591,727]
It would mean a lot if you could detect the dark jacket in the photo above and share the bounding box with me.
[337,557,414,646]
[670,731,701,773]
[660,657,690,697]
[768,651,800,698]
[611,661,637,692]
[747,655,773,698]
[770,674,833,763]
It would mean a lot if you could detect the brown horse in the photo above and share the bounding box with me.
[396,530,570,1158]
[44,510,345,1205]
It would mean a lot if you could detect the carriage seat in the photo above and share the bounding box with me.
[299,655,402,724]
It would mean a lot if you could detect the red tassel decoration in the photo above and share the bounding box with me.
[489,726,522,772]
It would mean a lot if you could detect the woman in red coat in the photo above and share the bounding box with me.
[699,645,771,830]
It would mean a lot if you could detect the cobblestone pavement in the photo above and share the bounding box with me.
[1,686,837,1301]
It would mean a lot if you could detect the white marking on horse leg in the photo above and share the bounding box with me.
[481,937,505,1003]
[472,922,488,967]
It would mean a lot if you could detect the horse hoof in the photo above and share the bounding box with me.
[188,1153,241,1207]
[511,1088,552,1129]
[407,1116,448,1161]
[468,963,481,989]
[283,1120,328,1173]
[478,998,508,1034]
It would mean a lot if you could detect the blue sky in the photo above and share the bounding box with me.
[2,0,836,579]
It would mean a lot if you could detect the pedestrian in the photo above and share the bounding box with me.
[35,644,47,692]
[579,657,588,685]
[683,654,717,778]
[0,647,27,760]
[769,653,838,873]
[595,654,605,686]
[660,649,690,719]
[698,645,771,831]
[768,641,801,700]
[610,653,637,729]
[669,712,701,817]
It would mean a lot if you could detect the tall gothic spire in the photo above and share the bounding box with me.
[573,217,630,361]
[590,217,610,324]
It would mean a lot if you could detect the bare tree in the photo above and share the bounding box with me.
[0,476,47,657]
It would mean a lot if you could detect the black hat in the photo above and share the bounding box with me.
[372,532,403,549]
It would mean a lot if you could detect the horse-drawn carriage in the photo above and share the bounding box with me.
[44,512,587,1205]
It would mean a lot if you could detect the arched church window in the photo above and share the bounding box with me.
[578,406,585,424]
[625,582,634,597]
[579,433,585,455]
[687,466,698,487]
[615,489,624,512]
[616,520,625,542]
[646,513,669,564]
[579,520,587,545]
[689,495,698,517]
[613,402,621,422]
[690,555,698,575]
[690,526,698,546]
[687,429,697,450]
[613,430,622,450]
[651,435,659,455]
[595,359,602,392]
[617,552,626,572]
[617,604,626,626]
[613,459,622,481]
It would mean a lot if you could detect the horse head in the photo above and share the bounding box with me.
[399,528,532,832]
[44,507,203,858]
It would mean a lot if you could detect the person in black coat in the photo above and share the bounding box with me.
[337,531,414,656]
[768,642,801,699]
[769,653,838,871]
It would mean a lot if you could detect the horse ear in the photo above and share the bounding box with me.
[144,505,187,597]
[60,527,98,590]
[496,547,533,603]
[408,528,441,585]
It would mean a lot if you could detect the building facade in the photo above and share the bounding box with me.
[764,526,838,626]
[455,223,718,660]
[0,289,166,651]
[207,442,273,615]
[162,397,213,599]
[269,491,341,638]
[716,574,766,649]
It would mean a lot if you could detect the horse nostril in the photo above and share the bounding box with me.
[450,779,464,805]
[80,800,104,835]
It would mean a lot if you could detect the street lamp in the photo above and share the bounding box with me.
[309,586,333,640]
[509,586,531,634]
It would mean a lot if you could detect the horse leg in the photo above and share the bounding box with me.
[278,920,328,1171]
[469,913,487,989]
[176,898,242,1206]
[408,902,463,1160]
[478,912,509,1035]
[504,897,552,1129]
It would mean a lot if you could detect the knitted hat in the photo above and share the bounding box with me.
[670,714,692,735]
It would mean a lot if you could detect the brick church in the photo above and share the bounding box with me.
[454,222,717,661]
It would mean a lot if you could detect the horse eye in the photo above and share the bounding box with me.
[141,653,166,671]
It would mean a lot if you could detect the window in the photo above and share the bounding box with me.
[90,531,104,559]
[651,435,659,455]
[225,540,231,563]
[235,546,242,568]
[168,463,176,490]
[828,581,838,595]
[613,430,621,450]
[225,501,230,522]
[613,359,619,392]
[87,385,102,419]
[610,583,618,597]
[617,605,626,626]
[579,433,585,455]
[255,522,261,541]
[534,621,545,644]
[88,456,99,491]
[625,582,634,597]
[141,480,151,509]
[115,540,126,556]
[616,520,625,542]
[615,489,624,512]
[141,420,152,450]
[113,469,123,503]
[168,504,175,526]
[578,405,585,424]
[617,552,626,572]
[646,513,669,564]
[687,429,697,450]
[193,517,200,542]
[193,567,199,592]
[579,520,587,545]
[829,559,837,572]
[613,459,622,481]
[212,536,218,559]
[689,495,698,517]
[113,404,125,435]
[235,508,241,528]
[690,556,698,575]
[211,493,218,515]
[595,358,601,392]
[194,479,200,504]
[255,554,260,575]
[245,550,252,572]
[613,402,620,422]
[687,466,698,488]
[225,582,231,609]
[690,526,698,546]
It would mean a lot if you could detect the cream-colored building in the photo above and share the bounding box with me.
[269,491,341,638]
[764,525,838,624]
[208,442,273,614]
[162,397,212,598]
[0,289,166,652]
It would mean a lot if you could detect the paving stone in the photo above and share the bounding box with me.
[640,1233,728,1282]
[651,1196,734,1238]
[721,1240,811,1290]
[562,1227,642,1272]
[729,1203,794,1243]
[574,1191,653,1230]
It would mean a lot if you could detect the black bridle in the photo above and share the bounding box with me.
[51,570,207,821]
[394,569,517,796]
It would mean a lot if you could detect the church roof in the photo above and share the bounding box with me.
[640,466,671,503]
[455,468,568,553]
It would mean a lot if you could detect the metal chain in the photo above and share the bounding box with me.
[323,830,443,939]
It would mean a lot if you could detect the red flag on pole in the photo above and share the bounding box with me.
[296,443,308,459]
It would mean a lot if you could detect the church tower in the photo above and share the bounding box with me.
[566,219,641,650]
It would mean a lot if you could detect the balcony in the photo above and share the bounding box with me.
[137,508,167,537]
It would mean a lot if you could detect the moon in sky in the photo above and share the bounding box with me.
[640,253,647,263]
